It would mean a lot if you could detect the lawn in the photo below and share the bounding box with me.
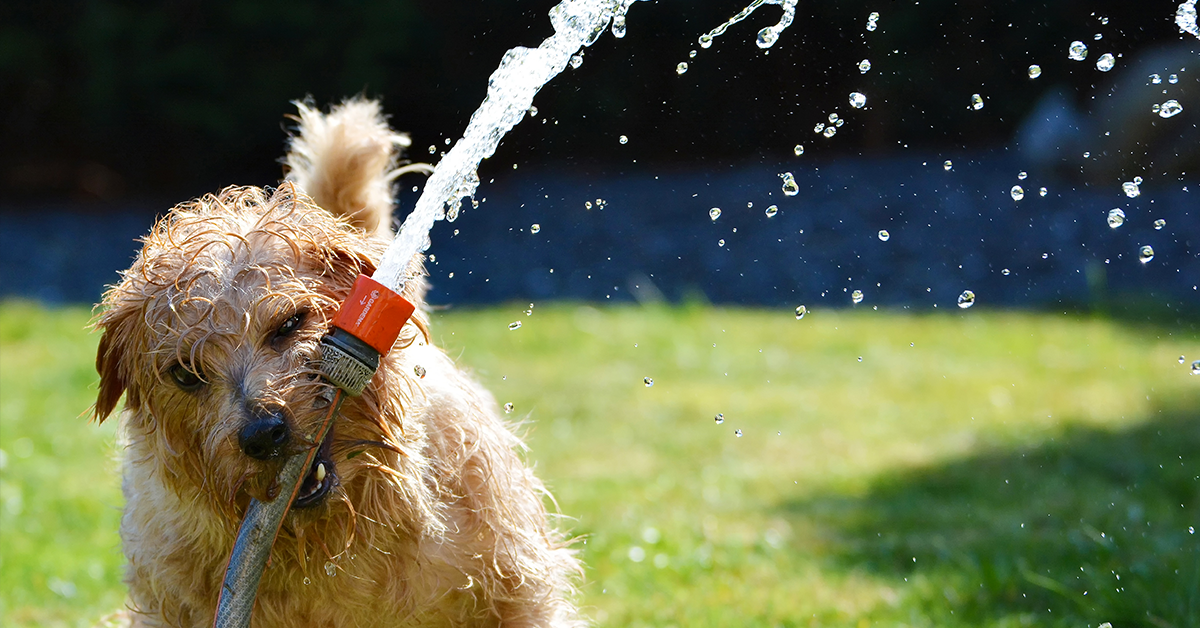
[1,299,1198,627]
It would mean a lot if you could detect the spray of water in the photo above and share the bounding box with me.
[697,0,798,50]
[374,0,800,292]
[374,0,642,291]
[1178,0,1199,39]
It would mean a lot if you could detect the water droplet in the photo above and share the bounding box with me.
[794,305,807,319]
[698,33,714,49]
[528,106,538,117]
[793,144,804,156]
[779,172,800,196]
[878,230,890,241]
[714,413,725,424]
[644,377,654,387]
[1028,64,1042,79]
[1018,171,1028,180]
[508,321,522,330]
[971,94,984,110]
[585,201,593,210]
[324,561,337,577]
[569,54,583,69]
[1039,187,1048,197]
[611,14,627,38]
[1011,185,1024,201]
[1139,245,1155,263]
[765,204,778,217]
[866,11,880,31]
[1151,73,1163,84]
[1042,253,1050,259]
[1122,181,1141,198]
[849,92,867,109]
[1135,176,1143,184]
[1096,53,1115,72]
[756,26,779,49]
[957,290,976,309]
[735,429,744,437]
[530,223,541,234]
[428,145,436,154]
[1151,218,1166,231]
[1169,73,1179,84]
[619,135,628,145]
[303,577,311,585]
[828,113,840,123]
[943,160,953,171]
[676,62,688,75]
[709,207,722,221]
[1159,99,1184,118]
[1002,268,1011,276]
[858,59,872,73]
[413,364,426,378]
[823,126,837,138]
[717,239,726,247]
[1107,208,1126,228]
[1068,41,1088,61]
[504,402,514,413]
[689,49,697,59]
[1192,361,1200,375]
[851,289,864,304]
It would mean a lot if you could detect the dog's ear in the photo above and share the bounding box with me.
[93,303,138,423]
[94,326,126,423]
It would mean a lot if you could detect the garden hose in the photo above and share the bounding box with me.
[213,275,414,628]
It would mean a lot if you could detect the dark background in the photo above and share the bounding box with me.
[1,0,1198,310]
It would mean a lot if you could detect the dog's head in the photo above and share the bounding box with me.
[94,185,425,523]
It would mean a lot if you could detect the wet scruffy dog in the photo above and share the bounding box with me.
[92,99,582,627]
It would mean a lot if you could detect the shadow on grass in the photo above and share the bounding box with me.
[781,397,1200,628]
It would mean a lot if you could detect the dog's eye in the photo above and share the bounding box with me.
[276,312,306,338]
[168,363,205,392]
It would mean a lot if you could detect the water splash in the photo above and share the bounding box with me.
[374,0,645,292]
[696,0,798,52]
[1178,1,1200,40]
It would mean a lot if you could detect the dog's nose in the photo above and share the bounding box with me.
[238,415,290,460]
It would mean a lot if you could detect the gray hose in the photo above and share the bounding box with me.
[212,389,345,628]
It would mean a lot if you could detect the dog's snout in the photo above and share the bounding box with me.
[239,415,290,460]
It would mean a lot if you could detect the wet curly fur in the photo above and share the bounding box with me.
[92,99,583,627]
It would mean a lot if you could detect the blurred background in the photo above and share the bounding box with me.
[1,0,1197,309]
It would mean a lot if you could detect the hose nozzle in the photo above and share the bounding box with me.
[318,274,415,396]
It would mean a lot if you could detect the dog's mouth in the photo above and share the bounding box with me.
[292,428,336,509]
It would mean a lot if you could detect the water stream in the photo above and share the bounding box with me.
[373,0,799,293]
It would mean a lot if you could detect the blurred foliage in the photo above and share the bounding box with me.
[0,0,1178,200]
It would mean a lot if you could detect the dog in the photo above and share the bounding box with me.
[91,99,583,627]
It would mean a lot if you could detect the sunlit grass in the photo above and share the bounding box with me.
[2,300,1198,626]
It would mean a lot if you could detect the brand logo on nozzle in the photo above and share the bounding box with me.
[354,289,381,329]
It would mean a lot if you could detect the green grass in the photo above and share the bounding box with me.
[2,299,1199,627]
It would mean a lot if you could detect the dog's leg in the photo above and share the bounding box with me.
[284,98,412,238]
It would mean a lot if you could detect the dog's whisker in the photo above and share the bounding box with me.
[333,439,403,457]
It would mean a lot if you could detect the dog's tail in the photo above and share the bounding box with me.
[284,98,430,238]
